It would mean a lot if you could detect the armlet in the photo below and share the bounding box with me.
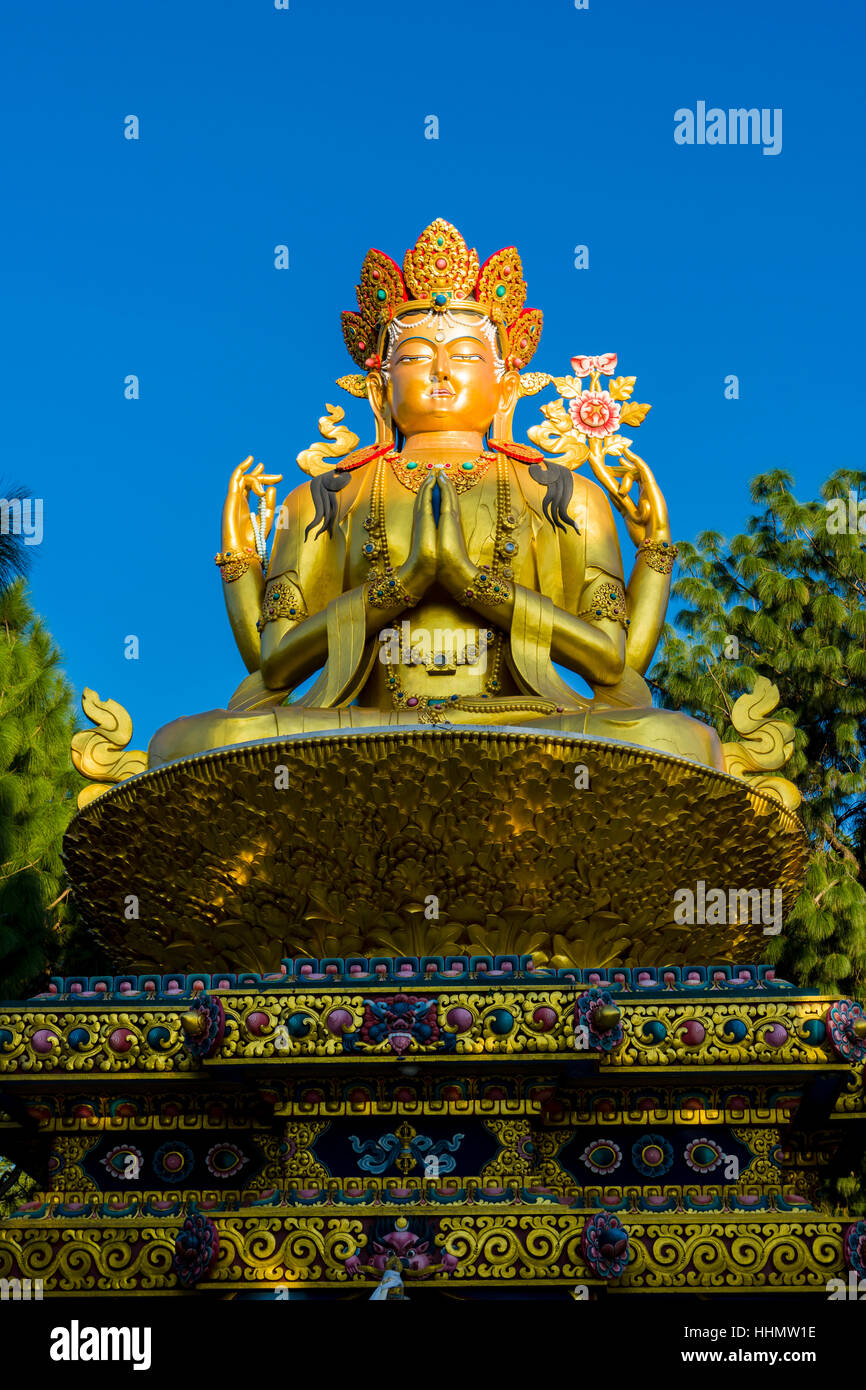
[576,577,629,630]
[257,576,309,632]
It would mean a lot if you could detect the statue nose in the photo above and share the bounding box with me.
[433,345,450,377]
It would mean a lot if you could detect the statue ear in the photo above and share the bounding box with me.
[366,370,395,447]
[491,368,521,442]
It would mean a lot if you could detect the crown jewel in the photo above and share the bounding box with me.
[341,218,543,372]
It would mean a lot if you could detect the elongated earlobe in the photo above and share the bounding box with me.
[491,369,521,442]
[366,370,396,447]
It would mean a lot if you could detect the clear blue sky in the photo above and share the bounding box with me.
[1,0,863,747]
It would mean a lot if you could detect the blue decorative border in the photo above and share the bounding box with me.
[22,959,802,1003]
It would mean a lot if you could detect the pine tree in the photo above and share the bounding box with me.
[650,468,866,997]
[0,581,83,998]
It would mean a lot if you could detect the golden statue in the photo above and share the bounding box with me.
[147,218,722,771]
[66,220,806,972]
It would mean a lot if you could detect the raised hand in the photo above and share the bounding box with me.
[587,440,670,547]
[436,471,476,597]
[222,457,284,555]
[395,472,438,599]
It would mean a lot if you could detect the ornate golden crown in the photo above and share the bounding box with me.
[340,218,543,372]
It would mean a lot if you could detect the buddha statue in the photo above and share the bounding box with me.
[147,218,723,771]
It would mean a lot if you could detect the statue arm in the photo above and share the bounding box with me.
[259,475,435,693]
[258,484,343,691]
[463,582,625,686]
[437,471,625,687]
[586,441,673,675]
[219,457,281,673]
[623,548,672,674]
[222,569,265,674]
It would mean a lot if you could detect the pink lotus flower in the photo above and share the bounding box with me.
[568,390,621,438]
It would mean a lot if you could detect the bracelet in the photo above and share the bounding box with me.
[365,574,421,609]
[462,568,513,606]
[636,539,679,575]
[215,548,260,583]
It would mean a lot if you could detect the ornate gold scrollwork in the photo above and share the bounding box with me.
[70,689,148,808]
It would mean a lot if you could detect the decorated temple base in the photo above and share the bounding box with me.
[1,958,864,1297]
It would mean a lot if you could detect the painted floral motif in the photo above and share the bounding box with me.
[684,1138,723,1174]
[579,1140,622,1175]
[173,1205,220,1287]
[845,1220,866,1279]
[568,390,622,439]
[99,1145,143,1181]
[183,993,225,1060]
[632,1133,675,1178]
[153,1141,194,1183]
[204,1143,249,1179]
[581,1213,630,1279]
[574,987,624,1053]
[570,353,618,377]
[826,998,866,1064]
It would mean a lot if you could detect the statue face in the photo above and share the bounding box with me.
[385,309,505,436]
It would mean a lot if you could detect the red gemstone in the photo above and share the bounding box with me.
[435,256,447,269]
[407,697,419,707]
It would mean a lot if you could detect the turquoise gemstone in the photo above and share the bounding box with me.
[495,284,506,297]
[461,461,474,471]
[376,288,387,300]
[433,292,448,306]
[406,460,418,470]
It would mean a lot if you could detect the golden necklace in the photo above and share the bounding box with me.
[387,449,495,495]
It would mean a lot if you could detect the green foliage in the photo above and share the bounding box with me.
[0,1156,37,1217]
[823,1159,866,1218]
[0,581,84,998]
[650,468,866,996]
